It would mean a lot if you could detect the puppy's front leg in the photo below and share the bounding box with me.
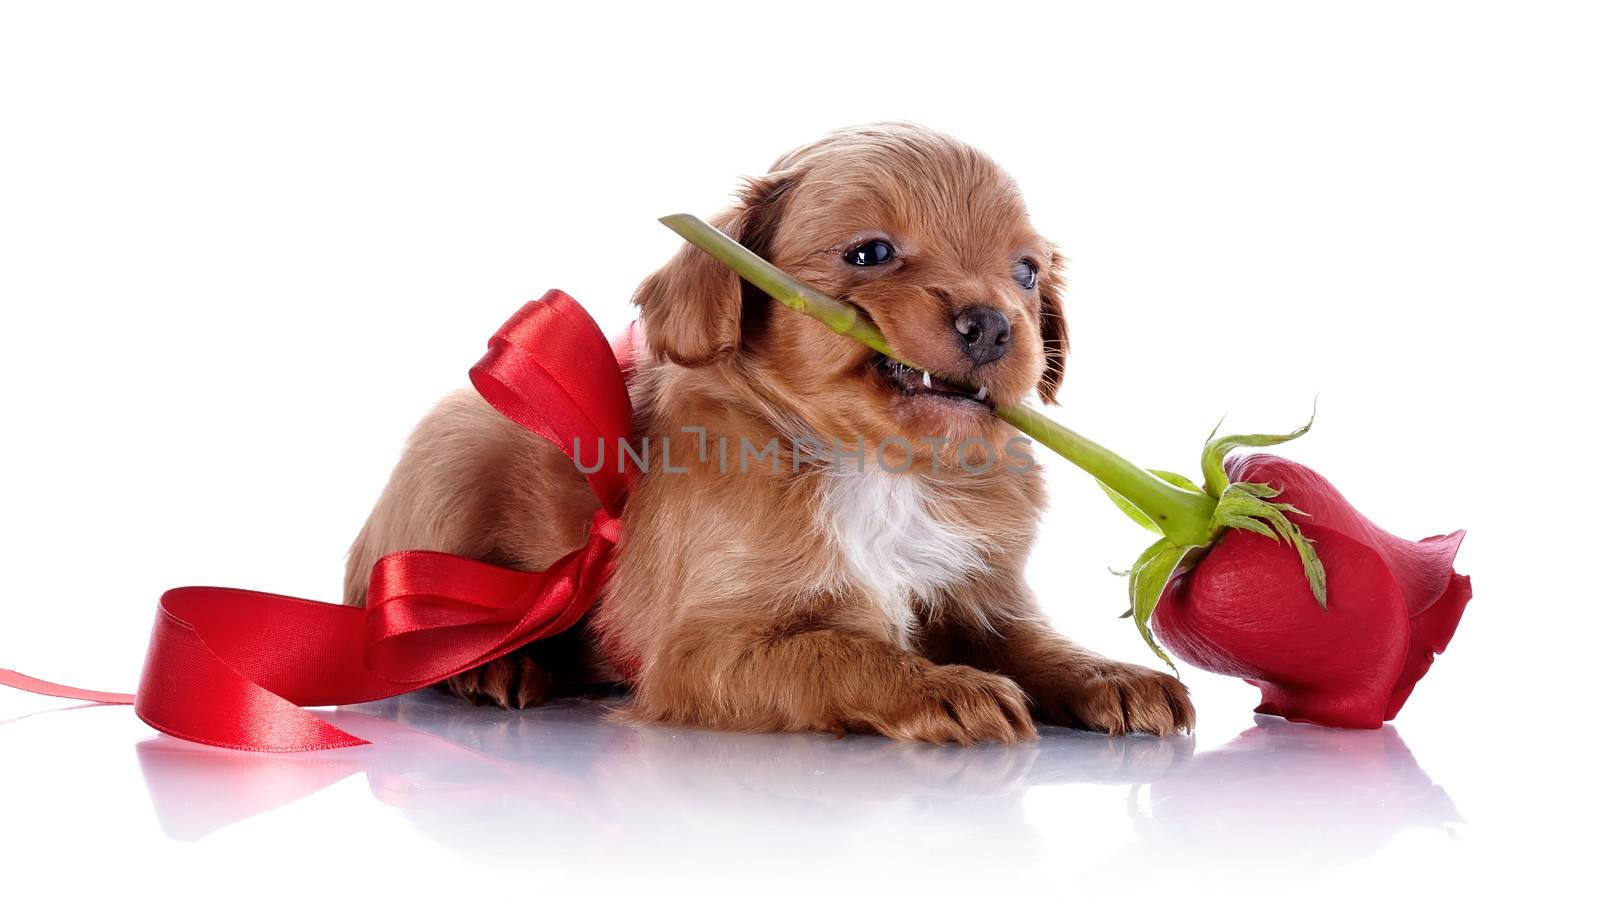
[935,575,1194,736]
[992,619,1193,736]
[631,621,1036,745]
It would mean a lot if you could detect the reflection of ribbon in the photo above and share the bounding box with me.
[1,290,634,752]
[136,702,611,842]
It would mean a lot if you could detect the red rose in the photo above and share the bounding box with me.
[1151,455,1472,728]
[660,214,1474,729]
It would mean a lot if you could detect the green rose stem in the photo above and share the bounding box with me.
[658,213,1324,667]
[658,213,1216,546]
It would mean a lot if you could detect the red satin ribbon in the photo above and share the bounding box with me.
[0,290,633,752]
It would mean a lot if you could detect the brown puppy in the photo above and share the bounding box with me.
[345,123,1193,743]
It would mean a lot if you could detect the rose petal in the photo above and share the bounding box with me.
[1385,567,1472,720]
[1155,524,1410,728]
[1226,456,1463,618]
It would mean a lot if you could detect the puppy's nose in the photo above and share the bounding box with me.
[953,306,1011,365]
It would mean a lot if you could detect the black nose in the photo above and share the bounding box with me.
[953,306,1011,365]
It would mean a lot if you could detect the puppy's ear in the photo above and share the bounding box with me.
[1036,253,1069,403]
[634,174,795,367]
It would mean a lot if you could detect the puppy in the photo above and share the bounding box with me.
[345,123,1193,743]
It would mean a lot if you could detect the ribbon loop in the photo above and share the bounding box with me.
[470,290,634,515]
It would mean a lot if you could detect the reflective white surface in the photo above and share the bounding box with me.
[3,2,1597,895]
[5,682,1580,896]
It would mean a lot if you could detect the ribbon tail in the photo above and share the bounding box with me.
[0,668,134,705]
[134,595,373,751]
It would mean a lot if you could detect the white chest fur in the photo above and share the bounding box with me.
[818,468,985,645]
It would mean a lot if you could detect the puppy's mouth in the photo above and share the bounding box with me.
[870,353,995,411]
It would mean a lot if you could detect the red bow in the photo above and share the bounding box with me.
[1,290,633,752]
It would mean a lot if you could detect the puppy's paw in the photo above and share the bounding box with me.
[865,665,1037,746]
[438,652,553,710]
[1038,662,1194,736]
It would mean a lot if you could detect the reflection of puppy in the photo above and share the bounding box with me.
[344,123,1192,742]
[137,693,1197,866]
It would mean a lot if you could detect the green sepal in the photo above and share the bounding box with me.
[1125,538,1200,672]
[1200,405,1317,499]
[1227,481,1282,499]
[1149,469,1203,493]
[1210,482,1329,609]
[1098,482,1161,534]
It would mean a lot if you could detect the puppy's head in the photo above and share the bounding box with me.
[635,123,1067,452]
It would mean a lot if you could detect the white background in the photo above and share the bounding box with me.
[2,1,1597,896]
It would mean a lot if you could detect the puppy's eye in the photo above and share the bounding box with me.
[1012,259,1038,290]
[844,240,896,266]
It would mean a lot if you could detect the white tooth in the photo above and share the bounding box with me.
[922,371,932,388]
[975,386,988,401]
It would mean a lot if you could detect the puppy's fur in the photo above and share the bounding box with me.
[345,124,1192,743]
